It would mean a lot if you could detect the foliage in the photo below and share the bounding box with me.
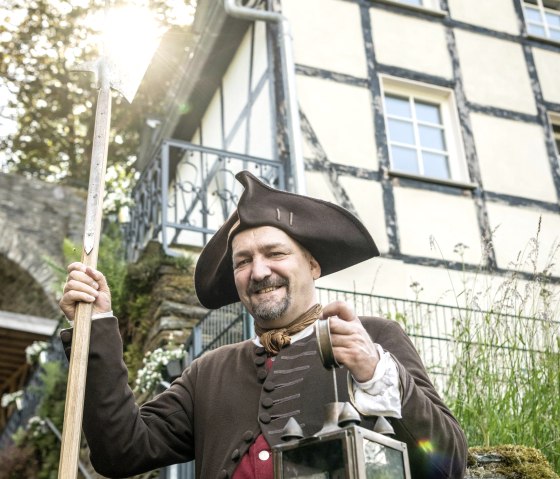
[438,223,560,473]
[0,0,195,207]
[3,362,68,479]
[134,344,185,394]
[0,443,40,479]
[119,241,194,380]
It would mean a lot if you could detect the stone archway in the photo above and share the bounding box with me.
[0,173,86,429]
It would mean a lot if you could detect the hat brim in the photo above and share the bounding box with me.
[195,171,379,309]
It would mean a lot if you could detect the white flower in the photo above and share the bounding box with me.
[134,345,185,394]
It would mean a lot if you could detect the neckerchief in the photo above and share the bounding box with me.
[255,303,323,355]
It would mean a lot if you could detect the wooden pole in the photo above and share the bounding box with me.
[58,83,111,479]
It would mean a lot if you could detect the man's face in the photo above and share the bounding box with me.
[232,226,321,329]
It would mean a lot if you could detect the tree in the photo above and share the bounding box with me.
[0,0,194,204]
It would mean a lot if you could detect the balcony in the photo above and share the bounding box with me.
[125,140,284,261]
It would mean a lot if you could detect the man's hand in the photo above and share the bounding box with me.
[59,262,112,321]
[322,301,379,383]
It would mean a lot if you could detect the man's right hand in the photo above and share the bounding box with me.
[59,262,112,321]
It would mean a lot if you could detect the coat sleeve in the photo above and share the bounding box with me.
[60,317,196,478]
[363,317,468,479]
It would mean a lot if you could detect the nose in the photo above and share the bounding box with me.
[251,257,272,282]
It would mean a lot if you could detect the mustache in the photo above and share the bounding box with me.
[248,277,289,295]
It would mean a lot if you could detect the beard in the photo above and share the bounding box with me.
[248,277,290,323]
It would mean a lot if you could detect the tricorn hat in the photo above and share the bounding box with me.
[194,170,379,309]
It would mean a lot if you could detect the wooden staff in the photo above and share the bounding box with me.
[57,7,159,475]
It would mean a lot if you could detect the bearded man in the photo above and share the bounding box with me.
[59,170,467,479]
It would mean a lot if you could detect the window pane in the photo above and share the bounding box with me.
[550,28,560,40]
[385,95,411,118]
[415,101,441,124]
[525,6,543,22]
[396,0,423,5]
[391,146,419,174]
[528,23,547,36]
[546,11,560,26]
[422,152,450,179]
[418,125,446,150]
[388,119,415,144]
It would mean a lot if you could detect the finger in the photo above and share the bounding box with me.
[322,301,357,322]
[61,289,98,305]
[63,278,100,298]
[64,271,100,290]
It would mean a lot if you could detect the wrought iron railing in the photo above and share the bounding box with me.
[126,140,284,261]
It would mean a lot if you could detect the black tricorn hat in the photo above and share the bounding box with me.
[194,170,379,309]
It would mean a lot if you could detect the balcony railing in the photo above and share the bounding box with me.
[126,140,284,261]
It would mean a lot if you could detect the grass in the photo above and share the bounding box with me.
[438,220,560,472]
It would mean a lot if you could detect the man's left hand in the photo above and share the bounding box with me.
[322,301,380,383]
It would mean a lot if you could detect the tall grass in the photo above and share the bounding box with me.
[441,221,560,471]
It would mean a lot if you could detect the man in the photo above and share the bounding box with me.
[60,170,467,478]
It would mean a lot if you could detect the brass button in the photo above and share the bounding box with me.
[231,449,240,461]
[255,347,266,356]
[263,380,275,392]
[255,356,266,366]
[262,397,274,408]
[257,369,268,381]
[259,413,271,424]
[243,430,253,442]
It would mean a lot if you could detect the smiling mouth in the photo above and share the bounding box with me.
[256,286,282,295]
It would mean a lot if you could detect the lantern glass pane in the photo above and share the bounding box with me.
[282,438,346,478]
[364,440,406,479]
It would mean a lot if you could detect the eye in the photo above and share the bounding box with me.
[269,250,287,258]
[233,258,251,269]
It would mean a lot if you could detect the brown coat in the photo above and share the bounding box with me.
[61,316,466,479]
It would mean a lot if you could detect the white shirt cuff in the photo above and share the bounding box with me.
[351,343,402,419]
[67,310,114,326]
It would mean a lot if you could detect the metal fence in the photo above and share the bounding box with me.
[126,140,284,261]
[185,286,560,394]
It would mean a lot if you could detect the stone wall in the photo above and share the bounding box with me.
[0,173,86,315]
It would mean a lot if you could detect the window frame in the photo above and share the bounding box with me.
[548,112,560,156]
[373,0,445,17]
[523,0,560,43]
[380,75,472,187]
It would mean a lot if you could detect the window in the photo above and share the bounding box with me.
[381,76,468,184]
[524,0,560,42]
[549,113,560,155]
[375,0,443,13]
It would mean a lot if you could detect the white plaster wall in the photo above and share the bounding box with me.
[471,113,557,202]
[222,30,251,139]
[304,170,337,202]
[316,256,408,300]
[447,0,519,35]
[282,0,367,78]
[251,21,270,90]
[339,175,389,254]
[247,82,275,159]
[455,31,536,114]
[371,8,452,79]
[394,187,483,264]
[200,90,223,148]
[532,47,560,105]
[297,75,377,170]
[487,203,560,277]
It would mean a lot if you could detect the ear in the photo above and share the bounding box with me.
[309,256,321,280]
